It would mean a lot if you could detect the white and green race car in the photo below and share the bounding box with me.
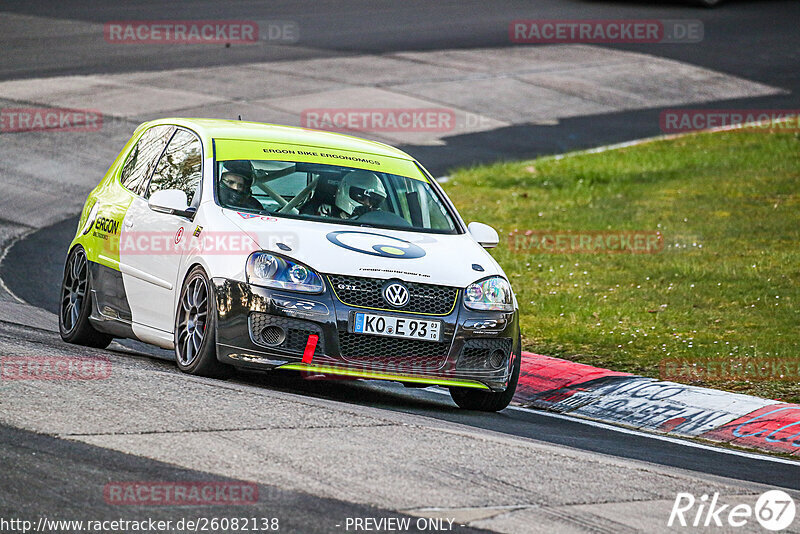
[61,118,521,411]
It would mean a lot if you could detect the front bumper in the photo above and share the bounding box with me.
[211,277,520,392]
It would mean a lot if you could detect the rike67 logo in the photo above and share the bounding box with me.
[669,490,796,531]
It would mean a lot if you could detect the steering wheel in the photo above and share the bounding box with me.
[277,176,319,214]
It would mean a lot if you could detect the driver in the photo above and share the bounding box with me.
[317,170,386,219]
[218,160,263,210]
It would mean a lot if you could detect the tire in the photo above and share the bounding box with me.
[174,266,232,378]
[59,246,113,349]
[449,336,521,412]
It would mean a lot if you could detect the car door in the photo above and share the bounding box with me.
[120,128,203,334]
[90,124,175,325]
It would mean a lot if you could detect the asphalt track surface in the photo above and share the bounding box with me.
[1,423,466,534]
[2,0,800,171]
[2,1,800,532]
[4,218,800,495]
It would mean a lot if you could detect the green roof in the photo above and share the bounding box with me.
[147,118,414,160]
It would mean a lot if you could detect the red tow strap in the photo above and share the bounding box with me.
[302,334,319,364]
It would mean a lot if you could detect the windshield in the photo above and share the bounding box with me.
[215,160,458,234]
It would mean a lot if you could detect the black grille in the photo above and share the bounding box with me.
[338,332,450,371]
[261,326,285,345]
[456,338,512,371]
[327,275,458,315]
[249,313,324,354]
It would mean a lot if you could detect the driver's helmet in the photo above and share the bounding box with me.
[334,170,386,216]
[219,160,255,206]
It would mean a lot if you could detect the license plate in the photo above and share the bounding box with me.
[352,313,441,342]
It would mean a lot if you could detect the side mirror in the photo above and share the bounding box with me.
[468,222,499,249]
[148,190,195,218]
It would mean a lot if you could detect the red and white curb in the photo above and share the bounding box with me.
[514,352,800,457]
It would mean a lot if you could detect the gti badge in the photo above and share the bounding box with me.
[383,282,410,307]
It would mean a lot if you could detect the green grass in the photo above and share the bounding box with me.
[445,126,800,402]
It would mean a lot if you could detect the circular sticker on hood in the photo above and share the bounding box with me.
[326,231,426,259]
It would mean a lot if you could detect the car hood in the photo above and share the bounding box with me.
[222,209,504,288]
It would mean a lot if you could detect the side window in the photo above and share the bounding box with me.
[148,129,203,205]
[119,125,175,195]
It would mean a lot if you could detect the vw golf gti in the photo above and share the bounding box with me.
[60,118,521,411]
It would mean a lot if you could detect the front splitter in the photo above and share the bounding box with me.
[277,363,490,390]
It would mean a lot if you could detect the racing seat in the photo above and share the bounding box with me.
[299,176,340,215]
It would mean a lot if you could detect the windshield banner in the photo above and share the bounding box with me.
[214,139,428,182]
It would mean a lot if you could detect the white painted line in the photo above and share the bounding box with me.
[424,387,800,466]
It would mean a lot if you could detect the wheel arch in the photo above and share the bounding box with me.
[173,259,212,326]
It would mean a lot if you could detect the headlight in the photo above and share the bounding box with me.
[464,276,513,312]
[246,252,324,293]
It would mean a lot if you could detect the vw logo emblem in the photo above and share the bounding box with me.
[383,282,410,308]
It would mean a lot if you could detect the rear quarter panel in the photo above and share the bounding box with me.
[70,127,144,268]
